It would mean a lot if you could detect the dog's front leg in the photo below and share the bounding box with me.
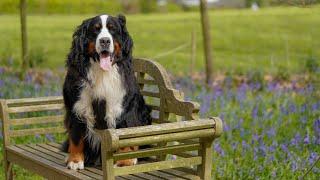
[67,136,84,170]
[92,99,108,129]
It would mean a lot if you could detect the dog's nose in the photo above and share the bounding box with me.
[99,37,111,48]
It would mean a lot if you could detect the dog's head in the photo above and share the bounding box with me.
[68,14,133,72]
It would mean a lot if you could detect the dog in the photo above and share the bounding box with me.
[62,14,151,170]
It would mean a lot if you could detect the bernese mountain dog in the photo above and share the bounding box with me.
[62,14,151,170]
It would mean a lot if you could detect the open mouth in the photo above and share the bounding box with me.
[99,50,114,71]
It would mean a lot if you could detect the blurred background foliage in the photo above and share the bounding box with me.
[0,0,319,14]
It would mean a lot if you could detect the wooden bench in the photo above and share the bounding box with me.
[0,58,223,180]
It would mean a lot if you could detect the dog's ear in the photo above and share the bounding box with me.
[67,18,92,76]
[117,14,133,57]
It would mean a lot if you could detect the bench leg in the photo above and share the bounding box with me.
[5,161,13,180]
[197,138,213,180]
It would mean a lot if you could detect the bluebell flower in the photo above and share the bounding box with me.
[303,134,310,144]
[214,143,225,157]
[0,67,4,75]
[308,152,318,165]
[314,119,320,138]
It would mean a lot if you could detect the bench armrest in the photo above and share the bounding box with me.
[96,117,222,152]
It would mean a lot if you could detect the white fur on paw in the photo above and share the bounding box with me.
[132,158,138,165]
[67,161,84,170]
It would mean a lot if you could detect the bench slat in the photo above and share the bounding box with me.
[112,119,216,139]
[114,156,201,176]
[17,145,101,180]
[118,129,213,148]
[146,170,184,180]
[141,91,160,98]
[10,115,64,126]
[148,105,160,111]
[7,104,64,113]
[6,145,92,180]
[137,78,156,85]
[10,127,65,137]
[6,96,63,106]
[159,169,199,180]
[114,143,200,161]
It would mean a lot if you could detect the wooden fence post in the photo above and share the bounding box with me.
[200,0,213,84]
[20,0,28,78]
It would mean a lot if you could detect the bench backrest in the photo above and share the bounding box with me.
[0,58,199,145]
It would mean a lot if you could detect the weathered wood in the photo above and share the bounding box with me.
[114,143,200,161]
[140,91,160,98]
[6,96,63,106]
[118,129,214,148]
[114,157,202,176]
[7,103,64,113]
[100,131,115,180]
[111,119,216,139]
[147,104,161,111]
[0,100,13,180]
[10,115,64,126]
[200,0,214,84]
[6,146,91,179]
[136,78,156,85]
[133,58,200,119]
[197,138,213,180]
[10,127,65,137]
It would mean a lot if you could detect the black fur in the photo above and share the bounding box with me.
[62,14,151,166]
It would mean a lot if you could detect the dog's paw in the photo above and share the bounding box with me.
[115,158,138,167]
[67,160,84,170]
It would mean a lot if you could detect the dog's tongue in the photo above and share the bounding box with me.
[100,56,112,71]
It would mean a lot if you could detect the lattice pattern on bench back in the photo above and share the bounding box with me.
[133,58,200,123]
[0,96,65,146]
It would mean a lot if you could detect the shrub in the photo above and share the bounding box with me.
[305,56,319,73]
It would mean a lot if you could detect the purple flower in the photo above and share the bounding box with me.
[314,119,320,138]
[312,102,319,112]
[242,140,249,151]
[232,142,238,151]
[0,67,4,74]
[45,134,55,142]
[281,144,289,153]
[267,82,277,91]
[290,133,301,146]
[267,128,276,138]
[288,103,296,113]
[251,106,258,119]
[303,134,310,144]
[300,103,307,113]
[308,152,318,165]
[291,160,298,172]
[24,73,33,83]
[0,80,4,87]
[214,143,225,157]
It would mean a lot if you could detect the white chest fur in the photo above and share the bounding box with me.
[73,60,126,129]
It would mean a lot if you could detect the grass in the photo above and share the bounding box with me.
[0,5,319,179]
[0,68,319,179]
[0,6,319,74]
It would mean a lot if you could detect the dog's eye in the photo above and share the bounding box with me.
[95,24,101,30]
[107,24,114,30]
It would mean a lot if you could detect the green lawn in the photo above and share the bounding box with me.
[0,6,319,74]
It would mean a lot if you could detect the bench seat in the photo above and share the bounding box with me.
[6,142,200,180]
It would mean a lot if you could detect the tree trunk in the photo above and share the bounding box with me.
[200,0,213,84]
[20,0,28,78]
